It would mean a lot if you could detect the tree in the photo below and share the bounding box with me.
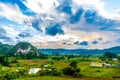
[62,60,81,77]
[104,52,118,59]
[0,46,10,55]
[118,56,120,62]
[69,60,77,68]
[0,55,9,66]
[99,55,106,61]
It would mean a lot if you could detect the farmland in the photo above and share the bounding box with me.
[0,57,120,80]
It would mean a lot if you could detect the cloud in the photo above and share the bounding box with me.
[0,2,29,24]
[116,39,120,43]
[74,41,79,45]
[0,27,13,42]
[74,40,89,46]
[70,8,84,24]
[98,37,103,41]
[80,41,89,46]
[0,0,120,49]
[31,19,42,31]
[92,40,98,44]
[45,24,64,36]
[18,32,31,38]
[21,0,59,14]
[57,0,72,15]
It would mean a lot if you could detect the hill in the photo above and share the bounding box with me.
[39,46,120,55]
[8,42,41,58]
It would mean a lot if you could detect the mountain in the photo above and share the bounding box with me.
[0,42,12,55]
[104,46,120,54]
[39,46,120,55]
[1,42,120,56]
[8,42,40,58]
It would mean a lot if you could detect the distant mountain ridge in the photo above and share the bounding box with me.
[1,41,120,55]
[39,46,120,55]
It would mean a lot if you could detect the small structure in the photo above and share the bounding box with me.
[29,68,41,74]
[90,62,103,67]
[90,62,111,67]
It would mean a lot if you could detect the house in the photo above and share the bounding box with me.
[90,62,111,67]
[29,68,41,74]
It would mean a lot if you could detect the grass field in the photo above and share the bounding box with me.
[2,58,120,80]
[15,76,120,80]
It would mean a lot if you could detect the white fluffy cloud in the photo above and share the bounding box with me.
[0,2,29,24]
[22,0,59,14]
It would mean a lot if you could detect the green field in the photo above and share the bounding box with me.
[0,57,119,80]
[15,76,120,80]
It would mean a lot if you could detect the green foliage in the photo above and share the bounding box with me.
[104,52,118,59]
[8,47,16,56]
[69,60,77,68]
[0,55,9,66]
[39,62,63,76]
[39,53,49,59]
[39,67,63,76]
[0,68,28,80]
[10,58,18,63]
[51,56,65,60]
[118,56,120,62]
[3,71,19,80]
[62,60,81,77]
[0,46,10,55]
[15,42,32,50]
[99,55,106,61]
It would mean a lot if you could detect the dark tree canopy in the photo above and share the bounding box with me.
[0,55,9,66]
[104,52,118,59]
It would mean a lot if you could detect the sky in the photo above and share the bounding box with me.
[0,0,120,49]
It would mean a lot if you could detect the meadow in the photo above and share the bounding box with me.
[0,56,119,80]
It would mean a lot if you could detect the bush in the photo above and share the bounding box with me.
[62,60,81,77]
[39,63,63,76]
[0,55,9,66]
[62,67,81,77]
[69,60,77,68]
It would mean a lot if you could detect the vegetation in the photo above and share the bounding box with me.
[0,55,9,66]
[0,42,120,80]
[62,60,81,77]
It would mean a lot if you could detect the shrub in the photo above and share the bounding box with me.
[39,63,63,76]
[62,60,81,77]
[62,67,81,77]
[0,55,9,66]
